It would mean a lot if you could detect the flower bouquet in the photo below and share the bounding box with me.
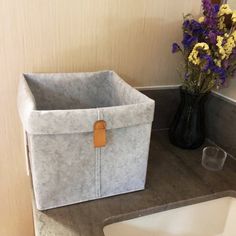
[169,0,236,149]
[172,0,236,93]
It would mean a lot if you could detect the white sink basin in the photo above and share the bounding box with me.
[103,197,236,236]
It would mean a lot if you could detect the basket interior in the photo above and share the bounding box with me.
[24,73,146,110]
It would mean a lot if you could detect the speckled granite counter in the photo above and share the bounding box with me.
[33,131,236,236]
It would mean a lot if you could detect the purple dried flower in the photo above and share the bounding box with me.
[172,43,181,53]
[202,0,212,16]
[183,20,190,30]
[208,31,217,44]
[191,20,204,35]
[182,33,197,49]
[190,20,202,30]
[199,53,219,73]
[184,72,190,80]
[183,19,204,36]
[222,60,229,69]
[212,66,227,84]
[202,0,220,31]
[212,4,220,14]
[220,76,227,85]
[200,54,213,72]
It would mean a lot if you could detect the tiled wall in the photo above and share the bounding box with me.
[142,89,180,130]
[142,89,236,157]
[206,94,236,157]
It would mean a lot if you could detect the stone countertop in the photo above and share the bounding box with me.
[33,131,236,236]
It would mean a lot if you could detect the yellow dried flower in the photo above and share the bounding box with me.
[188,43,209,65]
[216,36,226,59]
[232,10,236,23]
[198,16,205,23]
[218,4,233,17]
[214,59,222,67]
[232,30,236,39]
[188,50,201,65]
[224,36,235,59]
[196,42,209,51]
[221,31,236,59]
[218,16,226,30]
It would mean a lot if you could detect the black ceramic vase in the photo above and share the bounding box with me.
[169,87,209,149]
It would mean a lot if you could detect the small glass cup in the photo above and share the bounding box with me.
[202,146,227,171]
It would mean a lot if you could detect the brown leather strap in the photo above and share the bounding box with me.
[94,120,107,148]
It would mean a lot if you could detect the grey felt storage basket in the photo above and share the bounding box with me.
[17,70,155,210]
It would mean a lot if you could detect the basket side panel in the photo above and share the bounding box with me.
[28,132,96,210]
[100,123,152,197]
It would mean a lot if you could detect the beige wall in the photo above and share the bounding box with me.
[228,0,236,8]
[0,1,200,235]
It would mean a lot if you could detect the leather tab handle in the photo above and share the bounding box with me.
[94,120,107,148]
